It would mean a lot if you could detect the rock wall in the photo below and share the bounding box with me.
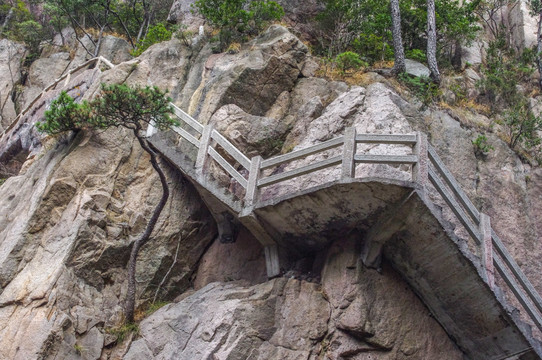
[0,20,541,360]
[125,237,462,360]
[508,0,539,51]
[0,39,25,132]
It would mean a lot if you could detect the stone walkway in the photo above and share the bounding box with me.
[149,103,542,359]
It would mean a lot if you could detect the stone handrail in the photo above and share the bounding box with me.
[168,107,542,334]
[428,145,542,330]
[0,56,114,140]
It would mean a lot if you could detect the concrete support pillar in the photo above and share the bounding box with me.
[413,131,429,187]
[480,213,495,289]
[239,211,281,278]
[246,156,262,207]
[196,124,213,175]
[264,244,280,278]
[341,127,357,179]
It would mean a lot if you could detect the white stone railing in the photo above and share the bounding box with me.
[166,105,542,333]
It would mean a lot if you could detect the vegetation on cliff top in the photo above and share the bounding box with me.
[192,0,284,52]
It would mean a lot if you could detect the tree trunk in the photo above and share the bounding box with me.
[390,0,406,74]
[427,0,441,83]
[125,134,170,323]
[537,9,542,89]
[0,8,13,33]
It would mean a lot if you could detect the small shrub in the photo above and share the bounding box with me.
[406,49,427,63]
[193,0,283,51]
[446,81,468,105]
[106,323,139,343]
[352,34,393,64]
[399,73,441,105]
[335,51,367,74]
[477,38,534,111]
[248,0,284,31]
[472,134,493,154]
[16,20,44,55]
[145,301,169,316]
[131,23,172,57]
[73,343,84,355]
[37,91,89,134]
[503,103,542,150]
[175,24,194,46]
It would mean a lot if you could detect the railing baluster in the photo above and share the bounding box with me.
[195,124,213,175]
[246,156,262,207]
[341,127,356,179]
[413,131,428,186]
[480,213,495,289]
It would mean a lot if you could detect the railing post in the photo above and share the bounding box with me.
[341,127,357,179]
[246,156,262,207]
[413,131,428,186]
[264,244,280,278]
[145,120,157,138]
[480,213,495,289]
[196,124,213,175]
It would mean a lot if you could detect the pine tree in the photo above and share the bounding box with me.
[37,84,177,323]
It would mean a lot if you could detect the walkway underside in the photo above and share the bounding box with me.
[251,180,540,359]
[149,126,542,360]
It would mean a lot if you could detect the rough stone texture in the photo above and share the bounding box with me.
[0,39,25,131]
[0,44,215,359]
[0,124,215,359]
[73,35,132,65]
[508,0,538,51]
[125,237,463,360]
[167,0,205,31]
[193,227,267,289]
[461,39,486,69]
[275,0,324,41]
[0,68,102,178]
[190,25,308,123]
[17,52,73,115]
[404,59,431,78]
[212,104,291,158]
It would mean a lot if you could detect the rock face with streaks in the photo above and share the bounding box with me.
[125,237,462,360]
[0,39,25,131]
[0,15,542,360]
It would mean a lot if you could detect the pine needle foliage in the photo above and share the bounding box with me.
[37,84,177,135]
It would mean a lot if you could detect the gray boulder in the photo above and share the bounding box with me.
[405,59,431,78]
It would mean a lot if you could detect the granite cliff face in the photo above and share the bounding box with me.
[0,9,541,360]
